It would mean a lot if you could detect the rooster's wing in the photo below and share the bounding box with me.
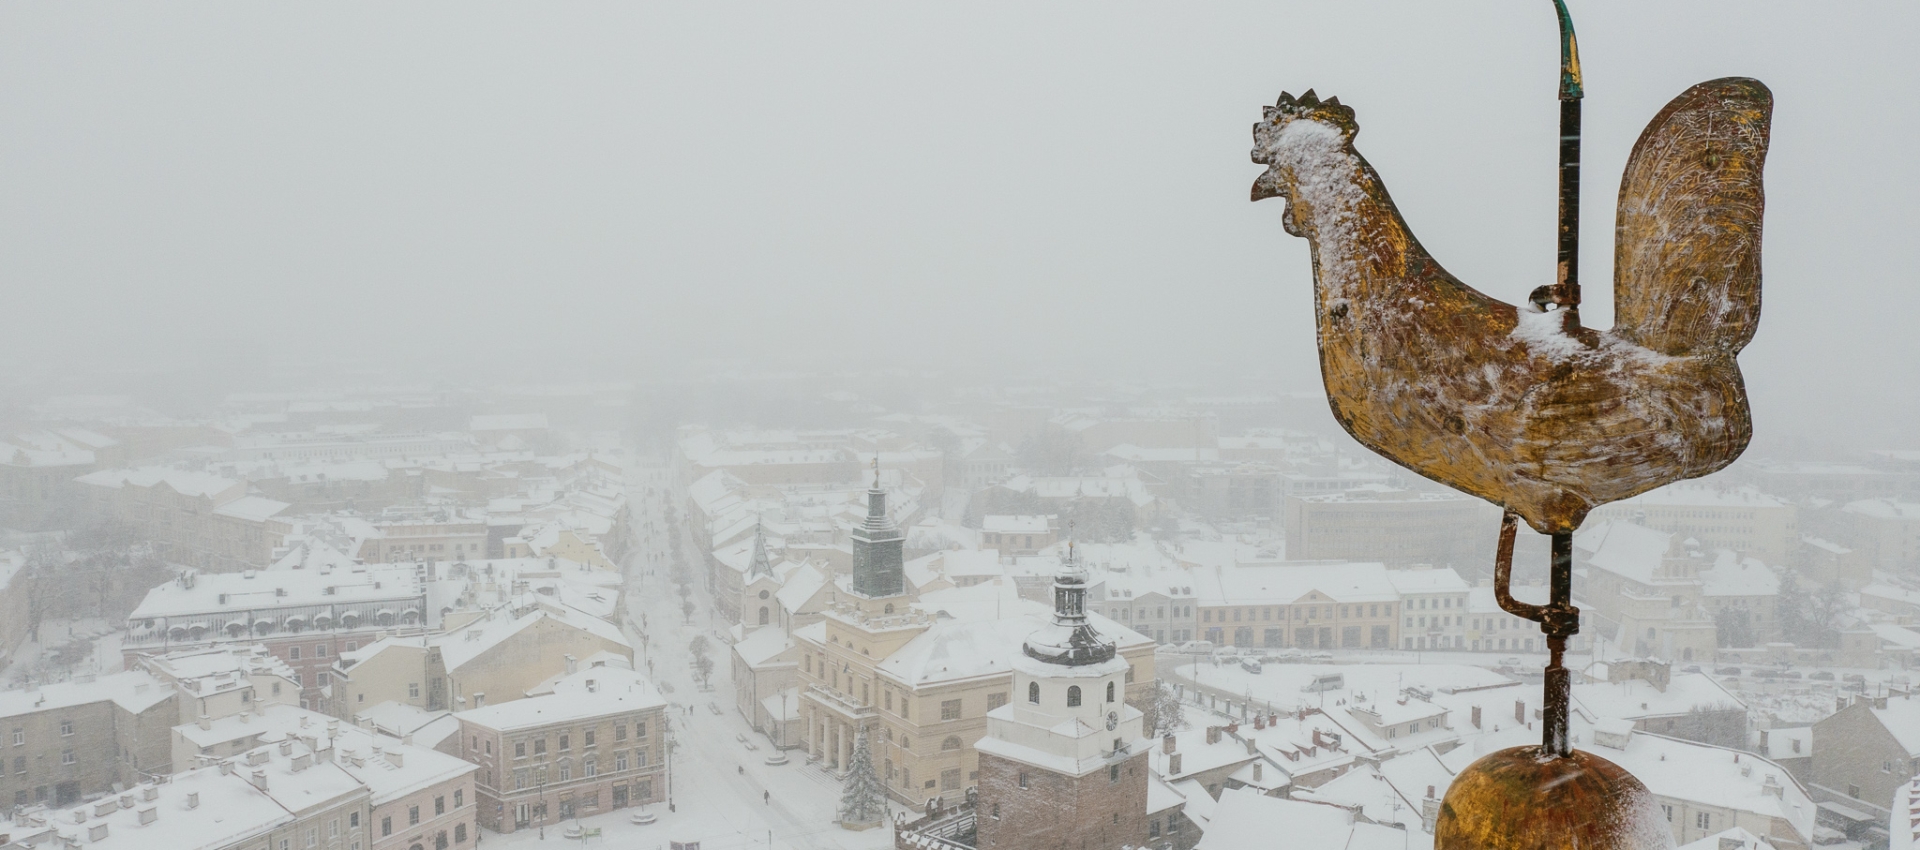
[1612,77,1772,358]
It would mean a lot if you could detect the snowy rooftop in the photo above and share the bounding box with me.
[1700,551,1781,597]
[1591,729,1813,841]
[1571,672,1747,721]
[433,603,628,673]
[981,515,1051,534]
[1845,499,1920,520]
[0,671,173,719]
[1195,562,1398,606]
[454,668,664,732]
[129,564,425,620]
[1385,566,1471,596]
[1196,789,1404,850]
[1576,521,1674,586]
[75,467,241,499]
[875,605,1150,688]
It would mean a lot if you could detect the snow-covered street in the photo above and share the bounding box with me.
[475,462,898,850]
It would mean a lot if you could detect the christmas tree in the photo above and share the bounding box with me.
[836,724,888,829]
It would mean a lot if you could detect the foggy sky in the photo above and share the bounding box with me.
[2,2,1915,448]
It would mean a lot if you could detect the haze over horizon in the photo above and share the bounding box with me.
[3,1,1914,451]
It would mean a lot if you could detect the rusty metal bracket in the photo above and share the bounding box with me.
[1492,510,1580,757]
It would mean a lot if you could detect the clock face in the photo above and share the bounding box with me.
[1106,711,1118,731]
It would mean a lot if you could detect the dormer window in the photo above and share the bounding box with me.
[1028,683,1040,704]
[1067,686,1082,707]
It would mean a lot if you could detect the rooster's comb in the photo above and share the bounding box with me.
[1253,89,1359,164]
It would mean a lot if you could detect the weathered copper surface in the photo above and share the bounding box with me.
[1435,747,1674,849]
[1248,79,1772,536]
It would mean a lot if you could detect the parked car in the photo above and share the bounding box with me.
[1715,666,1741,676]
[1240,658,1264,675]
[1809,671,1835,681]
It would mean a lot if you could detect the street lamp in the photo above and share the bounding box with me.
[536,769,548,840]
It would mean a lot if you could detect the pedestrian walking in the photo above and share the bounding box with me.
[763,791,770,805]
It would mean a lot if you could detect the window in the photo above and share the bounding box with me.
[351,813,360,827]
[584,730,595,747]
[59,721,72,737]
[1067,686,1081,707]
[316,645,328,657]
[585,757,597,777]
[1106,682,1115,703]
[60,749,74,765]
[454,790,462,808]
[329,820,340,838]
[12,756,21,775]
[381,817,392,837]
[435,796,445,815]
[306,828,316,848]
[1695,812,1710,830]
[410,683,421,699]
[941,700,962,721]
[10,728,19,746]
[1110,764,1120,783]
[410,805,420,826]
[941,736,962,751]
[636,722,647,740]
[615,725,626,741]
[454,825,466,844]
[987,692,1007,711]
[515,742,526,758]
[1028,683,1040,704]
[616,752,629,771]
[291,647,301,660]
[1018,771,1029,789]
[318,672,330,686]
[559,762,571,781]
[533,738,547,755]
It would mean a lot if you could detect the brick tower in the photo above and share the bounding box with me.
[974,545,1151,850]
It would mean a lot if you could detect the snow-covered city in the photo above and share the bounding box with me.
[1,3,1916,850]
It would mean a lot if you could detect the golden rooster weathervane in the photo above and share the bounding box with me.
[1250,1,1771,847]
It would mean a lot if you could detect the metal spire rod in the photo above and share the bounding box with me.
[1488,0,1587,761]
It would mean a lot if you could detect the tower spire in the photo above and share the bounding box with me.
[1022,541,1115,666]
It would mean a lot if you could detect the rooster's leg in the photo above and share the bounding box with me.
[1492,510,1582,757]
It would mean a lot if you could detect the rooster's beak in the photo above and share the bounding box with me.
[1251,167,1285,202]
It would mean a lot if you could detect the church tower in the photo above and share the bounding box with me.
[849,457,905,600]
[974,546,1151,850]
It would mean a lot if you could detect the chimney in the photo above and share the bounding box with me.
[141,786,158,802]
[250,769,268,791]
[137,807,157,826]
[1168,753,1183,775]
[1252,762,1263,782]
[1471,706,1482,729]
[1162,734,1177,755]
[1253,716,1266,730]
[1514,700,1526,725]
[386,750,405,768]
[1762,775,1784,799]
[218,762,234,775]
[278,741,293,756]
[291,754,312,773]
[1205,727,1222,745]
[1244,737,1258,756]
[197,715,211,731]
[565,655,578,676]
[185,792,199,810]
[87,824,108,843]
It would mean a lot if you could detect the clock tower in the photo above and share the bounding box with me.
[974,546,1152,850]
